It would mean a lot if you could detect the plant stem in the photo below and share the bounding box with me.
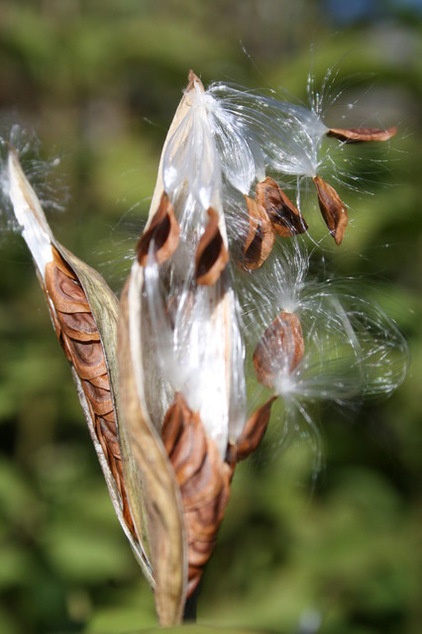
[183,585,200,623]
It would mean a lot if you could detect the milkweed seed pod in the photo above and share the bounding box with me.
[4,146,192,624]
[3,149,154,584]
[1,68,408,629]
[118,72,276,617]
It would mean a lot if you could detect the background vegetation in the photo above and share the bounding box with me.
[0,1,421,633]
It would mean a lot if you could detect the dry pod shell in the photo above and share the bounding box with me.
[5,149,154,585]
[119,71,276,619]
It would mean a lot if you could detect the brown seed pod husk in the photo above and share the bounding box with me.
[118,282,187,626]
[6,149,153,583]
[44,245,138,537]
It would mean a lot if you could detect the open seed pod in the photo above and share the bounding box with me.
[5,150,155,586]
[119,72,278,622]
[119,71,234,616]
[6,146,188,625]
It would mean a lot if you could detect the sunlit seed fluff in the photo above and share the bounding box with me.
[143,246,246,459]
[144,75,246,457]
[164,83,267,203]
[242,240,408,406]
[208,83,328,181]
[163,81,223,214]
[204,95,266,195]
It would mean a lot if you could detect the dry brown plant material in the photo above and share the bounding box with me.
[6,149,157,592]
[313,175,348,245]
[195,207,229,285]
[232,397,278,463]
[253,311,305,389]
[255,176,307,237]
[44,246,136,535]
[243,195,275,269]
[118,283,187,625]
[137,192,180,265]
[327,126,397,143]
[162,393,231,596]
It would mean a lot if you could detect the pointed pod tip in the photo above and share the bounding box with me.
[186,70,204,93]
[6,145,22,181]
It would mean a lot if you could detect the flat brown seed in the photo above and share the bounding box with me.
[313,175,348,245]
[243,196,275,269]
[137,192,180,266]
[256,176,307,237]
[327,126,397,143]
[234,396,277,462]
[253,311,305,389]
[195,208,229,285]
[162,397,208,488]
[161,393,231,597]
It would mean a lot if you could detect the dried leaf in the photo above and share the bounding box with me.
[137,192,180,266]
[313,175,348,245]
[327,126,397,143]
[243,195,275,269]
[255,177,307,237]
[253,311,304,389]
[195,208,229,285]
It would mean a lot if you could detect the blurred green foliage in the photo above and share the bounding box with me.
[0,1,421,633]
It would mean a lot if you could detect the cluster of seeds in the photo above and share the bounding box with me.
[132,71,407,596]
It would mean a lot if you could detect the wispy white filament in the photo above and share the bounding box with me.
[208,83,329,182]
[241,239,408,409]
[143,252,245,457]
[145,77,249,457]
